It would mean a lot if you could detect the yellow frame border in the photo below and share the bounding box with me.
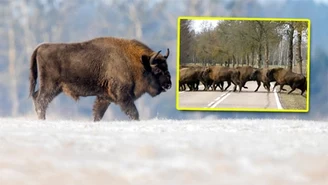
[176,16,311,113]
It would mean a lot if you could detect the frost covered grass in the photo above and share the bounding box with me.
[0,118,328,185]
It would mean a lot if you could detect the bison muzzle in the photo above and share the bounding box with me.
[29,37,172,121]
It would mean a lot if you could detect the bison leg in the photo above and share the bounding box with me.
[182,84,186,91]
[233,83,237,92]
[220,82,225,91]
[119,101,139,120]
[212,82,217,91]
[93,96,111,122]
[34,85,61,120]
[216,82,224,91]
[194,81,199,91]
[203,84,208,91]
[224,81,231,91]
[187,83,193,91]
[179,83,185,91]
[239,81,246,92]
[288,87,296,94]
[254,80,261,92]
[288,83,299,94]
[279,84,285,93]
[203,82,208,91]
[264,82,270,92]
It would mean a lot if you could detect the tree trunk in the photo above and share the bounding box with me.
[232,55,236,68]
[246,54,250,66]
[265,39,269,68]
[236,56,240,66]
[287,25,294,71]
[296,29,302,74]
[257,43,262,68]
[251,49,255,67]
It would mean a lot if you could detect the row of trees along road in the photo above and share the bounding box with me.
[180,20,309,75]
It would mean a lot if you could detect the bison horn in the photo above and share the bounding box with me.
[150,50,161,65]
[164,48,170,59]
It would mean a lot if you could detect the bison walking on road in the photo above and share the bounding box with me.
[267,67,307,95]
[29,37,172,121]
[179,65,207,91]
[234,66,256,92]
[205,66,240,91]
[250,68,273,92]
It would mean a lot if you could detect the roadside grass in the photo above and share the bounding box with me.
[276,86,307,110]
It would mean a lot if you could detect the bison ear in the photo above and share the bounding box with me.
[141,55,152,72]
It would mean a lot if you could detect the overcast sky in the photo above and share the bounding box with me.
[191,20,220,33]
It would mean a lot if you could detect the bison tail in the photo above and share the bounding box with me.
[29,47,39,98]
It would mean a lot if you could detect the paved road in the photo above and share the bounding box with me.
[178,81,282,110]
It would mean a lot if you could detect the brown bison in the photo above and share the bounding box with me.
[234,66,257,92]
[29,37,172,121]
[198,66,214,91]
[250,68,273,92]
[201,66,222,91]
[267,67,307,95]
[179,66,204,91]
[201,66,240,91]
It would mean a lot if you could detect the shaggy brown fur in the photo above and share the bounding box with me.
[201,66,240,91]
[198,67,214,91]
[267,67,307,95]
[234,66,257,92]
[29,37,171,121]
[201,66,222,91]
[250,68,273,92]
[179,66,204,91]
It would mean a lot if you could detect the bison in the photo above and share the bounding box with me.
[198,66,214,91]
[29,37,172,121]
[201,66,240,91]
[179,65,204,91]
[234,66,256,92]
[267,67,307,95]
[201,66,223,91]
[250,68,273,92]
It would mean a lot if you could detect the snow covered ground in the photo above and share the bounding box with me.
[0,118,328,185]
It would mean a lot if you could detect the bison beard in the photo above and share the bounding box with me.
[29,37,171,121]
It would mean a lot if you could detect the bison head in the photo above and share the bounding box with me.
[142,49,171,96]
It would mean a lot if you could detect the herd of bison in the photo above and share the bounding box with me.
[179,65,307,95]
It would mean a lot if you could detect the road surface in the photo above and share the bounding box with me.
[178,81,282,110]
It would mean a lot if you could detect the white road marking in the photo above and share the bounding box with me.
[207,91,232,108]
[207,91,230,107]
[273,88,283,109]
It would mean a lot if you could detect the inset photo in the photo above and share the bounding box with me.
[176,17,310,112]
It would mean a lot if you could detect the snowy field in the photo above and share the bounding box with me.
[0,118,328,185]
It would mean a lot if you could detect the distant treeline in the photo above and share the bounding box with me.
[180,19,309,75]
